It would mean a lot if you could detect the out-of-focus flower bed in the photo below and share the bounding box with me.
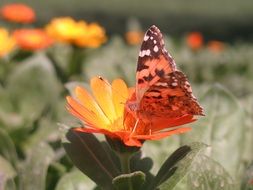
[0,3,252,190]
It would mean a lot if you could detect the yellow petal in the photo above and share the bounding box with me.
[75,86,110,126]
[112,79,128,118]
[90,77,117,122]
[66,96,107,129]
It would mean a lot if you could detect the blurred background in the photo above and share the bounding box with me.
[1,0,253,41]
[0,0,253,190]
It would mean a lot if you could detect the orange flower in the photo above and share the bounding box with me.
[66,77,194,147]
[13,29,53,51]
[46,17,106,48]
[0,28,16,57]
[125,31,144,45]
[186,32,203,50]
[207,40,225,53]
[0,3,35,23]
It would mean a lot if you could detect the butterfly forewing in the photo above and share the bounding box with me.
[136,25,176,101]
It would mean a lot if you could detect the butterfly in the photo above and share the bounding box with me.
[125,25,204,129]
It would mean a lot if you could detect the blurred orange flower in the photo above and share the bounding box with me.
[46,17,106,48]
[186,32,203,50]
[66,77,193,147]
[0,28,16,57]
[207,40,225,53]
[125,31,144,45]
[13,29,53,51]
[0,3,35,24]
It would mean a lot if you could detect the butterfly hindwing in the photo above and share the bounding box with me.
[139,71,204,119]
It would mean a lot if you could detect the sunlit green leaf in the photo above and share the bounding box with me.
[55,169,96,190]
[0,155,16,190]
[149,142,206,190]
[181,84,246,178]
[18,142,54,190]
[187,154,235,190]
[6,53,61,125]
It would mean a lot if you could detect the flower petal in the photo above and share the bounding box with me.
[66,96,107,129]
[90,77,117,122]
[112,79,128,118]
[75,86,110,126]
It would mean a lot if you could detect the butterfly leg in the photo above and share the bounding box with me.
[130,119,139,136]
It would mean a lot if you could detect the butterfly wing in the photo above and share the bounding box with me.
[136,25,176,102]
[139,70,204,119]
[136,25,204,119]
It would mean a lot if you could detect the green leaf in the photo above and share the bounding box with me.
[0,155,16,190]
[241,163,253,190]
[187,154,235,190]
[0,128,17,165]
[6,53,61,125]
[23,118,60,153]
[149,142,207,190]
[62,128,120,190]
[181,84,246,178]
[112,171,146,190]
[142,136,181,174]
[18,142,54,190]
[55,169,96,190]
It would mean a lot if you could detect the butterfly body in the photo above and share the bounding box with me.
[125,25,204,127]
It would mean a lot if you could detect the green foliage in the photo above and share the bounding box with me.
[112,171,146,190]
[150,143,206,190]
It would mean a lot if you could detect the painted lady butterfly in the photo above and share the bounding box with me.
[126,25,204,126]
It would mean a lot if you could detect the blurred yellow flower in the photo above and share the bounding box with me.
[45,17,106,48]
[0,28,16,57]
[75,23,107,48]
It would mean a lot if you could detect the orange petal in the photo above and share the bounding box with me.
[75,86,110,126]
[133,127,191,140]
[90,77,117,122]
[66,96,107,129]
[112,79,128,118]
[75,126,119,139]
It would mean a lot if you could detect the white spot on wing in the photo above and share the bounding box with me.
[154,45,159,52]
[171,82,178,86]
[144,35,149,41]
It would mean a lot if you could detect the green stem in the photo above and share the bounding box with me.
[120,153,131,174]
[68,46,85,77]
[119,153,133,190]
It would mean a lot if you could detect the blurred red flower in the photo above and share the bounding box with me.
[207,40,225,53]
[13,29,53,51]
[186,32,203,50]
[0,3,35,24]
